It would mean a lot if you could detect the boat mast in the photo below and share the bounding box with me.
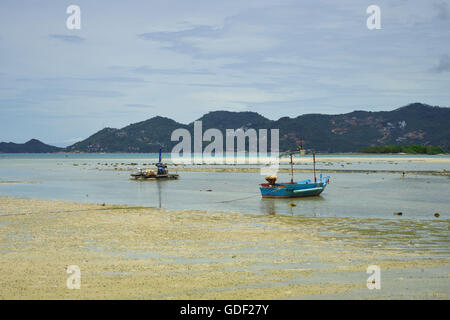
[313,152,316,183]
[290,153,294,183]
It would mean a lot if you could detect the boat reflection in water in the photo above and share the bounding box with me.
[136,179,165,209]
[260,196,325,216]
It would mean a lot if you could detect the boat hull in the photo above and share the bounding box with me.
[260,188,324,198]
[260,178,329,198]
[130,174,179,180]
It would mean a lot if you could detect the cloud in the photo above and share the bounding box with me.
[431,55,450,73]
[132,65,214,75]
[59,89,124,97]
[13,87,125,101]
[433,2,449,20]
[63,137,84,143]
[124,104,155,108]
[79,77,147,83]
[48,34,85,43]
[137,22,279,57]
[137,25,221,56]
[137,25,219,46]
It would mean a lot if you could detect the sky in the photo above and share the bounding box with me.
[0,0,449,146]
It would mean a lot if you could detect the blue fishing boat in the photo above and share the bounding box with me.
[130,147,179,180]
[260,151,330,198]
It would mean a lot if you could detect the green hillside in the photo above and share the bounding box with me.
[61,103,449,153]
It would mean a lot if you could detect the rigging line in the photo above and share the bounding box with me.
[215,194,259,203]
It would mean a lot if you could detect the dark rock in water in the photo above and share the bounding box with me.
[393,212,403,216]
[434,213,440,218]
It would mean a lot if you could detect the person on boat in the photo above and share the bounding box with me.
[265,175,277,186]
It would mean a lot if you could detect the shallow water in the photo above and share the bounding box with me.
[0,154,448,219]
[1,152,450,172]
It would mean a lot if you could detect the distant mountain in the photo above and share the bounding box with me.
[196,111,272,130]
[0,139,63,153]
[64,103,449,153]
[4,104,448,153]
[275,103,450,152]
[66,117,187,153]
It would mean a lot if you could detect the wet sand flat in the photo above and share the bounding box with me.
[170,167,450,176]
[0,197,448,299]
[282,156,450,163]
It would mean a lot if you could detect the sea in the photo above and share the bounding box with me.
[0,153,449,220]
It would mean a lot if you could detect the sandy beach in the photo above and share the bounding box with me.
[0,196,448,299]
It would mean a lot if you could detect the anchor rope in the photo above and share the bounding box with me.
[215,194,259,203]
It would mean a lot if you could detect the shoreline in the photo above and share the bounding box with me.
[2,154,450,163]
[166,167,450,176]
[92,166,450,176]
[0,181,41,185]
[0,196,448,299]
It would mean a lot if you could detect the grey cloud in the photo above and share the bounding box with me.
[48,34,85,43]
[138,25,220,44]
[137,25,225,56]
[17,87,124,99]
[124,104,155,108]
[16,76,144,83]
[79,77,147,83]
[433,2,449,20]
[431,55,450,73]
[60,89,124,97]
[132,66,214,75]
